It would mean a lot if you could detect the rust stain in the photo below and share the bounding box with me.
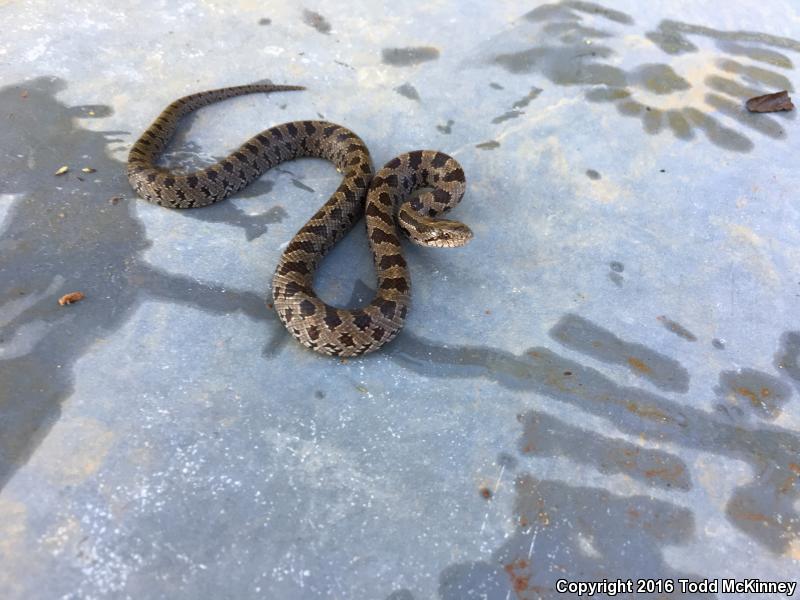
[504,559,530,593]
[729,509,775,525]
[780,462,800,493]
[778,475,797,494]
[625,401,672,423]
[643,465,685,482]
[627,357,651,374]
[735,386,763,408]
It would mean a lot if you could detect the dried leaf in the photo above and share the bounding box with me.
[58,291,85,306]
[81,167,96,173]
[746,90,794,113]
[54,165,69,176]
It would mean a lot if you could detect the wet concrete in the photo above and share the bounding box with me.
[1,0,799,598]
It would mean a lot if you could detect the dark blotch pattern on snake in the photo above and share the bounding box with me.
[127,84,472,356]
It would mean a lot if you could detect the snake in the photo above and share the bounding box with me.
[127,84,472,356]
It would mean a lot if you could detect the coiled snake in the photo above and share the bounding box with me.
[127,84,472,356]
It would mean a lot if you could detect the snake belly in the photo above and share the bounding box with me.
[127,84,469,357]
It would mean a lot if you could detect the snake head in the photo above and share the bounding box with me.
[411,219,473,248]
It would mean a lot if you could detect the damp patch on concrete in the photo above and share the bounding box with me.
[394,83,420,101]
[302,9,331,34]
[550,314,690,393]
[381,46,440,66]
[657,315,698,342]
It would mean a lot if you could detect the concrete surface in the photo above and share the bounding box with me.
[1,0,799,598]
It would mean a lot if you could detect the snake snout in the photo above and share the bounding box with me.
[417,221,473,248]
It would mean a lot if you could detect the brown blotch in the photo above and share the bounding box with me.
[286,239,317,254]
[430,153,448,168]
[279,261,309,275]
[299,299,316,316]
[443,167,465,183]
[371,228,400,245]
[379,254,407,269]
[380,277,409,293]
[323,307,343,329]
[283,281,311,297]
[338,332,355,347]
[366,203,394,226]
[432,188,451,204]
[375,192,393,206]
[353,313,372,330]
[303,224,328,237]
[379,300,397,320]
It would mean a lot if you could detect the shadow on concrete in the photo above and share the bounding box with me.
[0,76,290,490]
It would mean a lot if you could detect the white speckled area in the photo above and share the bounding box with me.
[1,1,799,598]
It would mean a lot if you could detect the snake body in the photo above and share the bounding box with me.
[127,84,471,356]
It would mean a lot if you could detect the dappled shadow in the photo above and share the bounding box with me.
[0,76,289,490]
[478,1,799,152]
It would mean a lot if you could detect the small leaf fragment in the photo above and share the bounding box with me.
[745,90,794,113]
[58,291,85,306]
